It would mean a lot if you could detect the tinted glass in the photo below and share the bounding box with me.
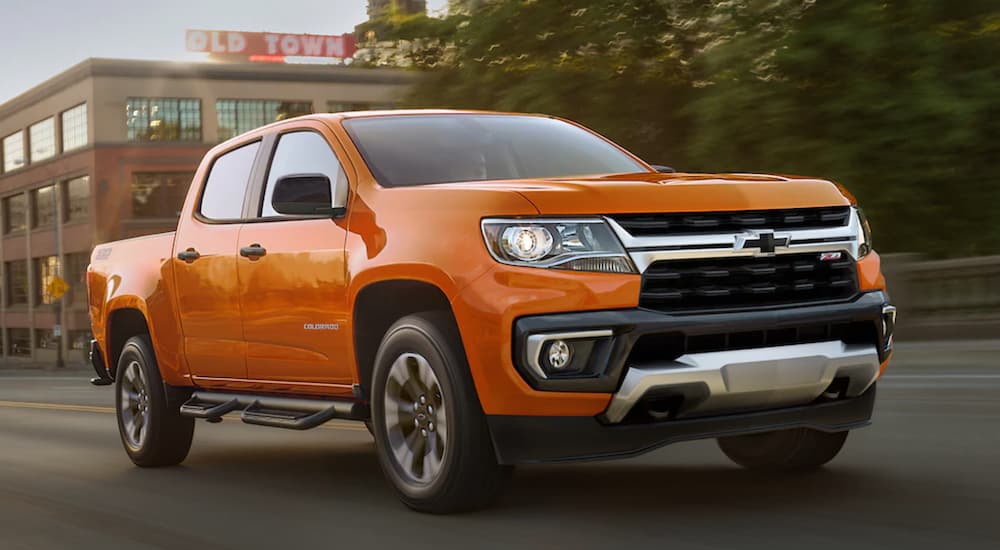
[261,132,347,217]
[31,186,56,227]
[6,260,28,305]
[3,194,26,233]
[200,142,260,220]
[64,176,90,221]
[344,115,648,187]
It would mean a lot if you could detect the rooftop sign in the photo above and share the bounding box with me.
[185,30,357,60]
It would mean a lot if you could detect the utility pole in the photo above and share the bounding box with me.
[54,186,64,368]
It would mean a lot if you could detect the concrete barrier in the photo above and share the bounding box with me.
[882,253,1000,340]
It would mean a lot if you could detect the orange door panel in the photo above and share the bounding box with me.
[172,221,247,379]
[237,219,351,385]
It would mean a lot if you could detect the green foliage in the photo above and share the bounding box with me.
[403,0,1000,256]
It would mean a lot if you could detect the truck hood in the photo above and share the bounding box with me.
[439,172,853,215]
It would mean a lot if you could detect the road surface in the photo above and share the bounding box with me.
[1,342,998,549]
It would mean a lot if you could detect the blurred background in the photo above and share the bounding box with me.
[0,1,997,548]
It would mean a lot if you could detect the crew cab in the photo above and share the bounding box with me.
[87,110,895,513]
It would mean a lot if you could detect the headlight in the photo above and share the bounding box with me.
[854,206,872,258]
[482,218,637,273]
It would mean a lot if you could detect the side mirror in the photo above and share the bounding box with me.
[271,173,345,217]
[650,164,676,173]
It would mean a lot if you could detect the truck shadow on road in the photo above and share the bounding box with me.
[167,438,893,516]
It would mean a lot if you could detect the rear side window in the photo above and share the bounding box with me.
[200,141,260,220]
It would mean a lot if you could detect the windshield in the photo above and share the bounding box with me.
[343,114,649,187]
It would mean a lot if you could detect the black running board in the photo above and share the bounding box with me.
[180,391,368,430]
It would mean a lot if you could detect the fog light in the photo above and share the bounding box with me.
[547,340,572,370]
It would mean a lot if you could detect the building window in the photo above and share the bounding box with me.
[7,328,30,357]
[69,330,92,351]
[63,176,90,222]
[34,256,59,305]
[6,260,28,306]
[31,186,56,228]
[126,98,201,141]
[3,194,26,234]
[34,329,59,351]
[64,252,89,305]
[3,131,25,172]
[29,117,56,163]
[131,173,194,218]
[216,100,312,141]
[326,101,394,113]
[62,103,88,152]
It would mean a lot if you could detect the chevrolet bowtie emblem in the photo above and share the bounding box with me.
[735,230,790,256]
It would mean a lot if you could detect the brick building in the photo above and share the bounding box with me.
[0,58,411,365]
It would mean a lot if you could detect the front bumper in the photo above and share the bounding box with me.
[513,290,893,425]
[487,384,877,464]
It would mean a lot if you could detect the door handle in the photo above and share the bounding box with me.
[177,248,200,263]
[240,244,267,259]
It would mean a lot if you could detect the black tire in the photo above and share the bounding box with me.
[364,420,375,437]
[371,312,511,513]
[114,335,195,467]
[717,428,849,471]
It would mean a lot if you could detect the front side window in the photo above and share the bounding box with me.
[62,103,88,151]
[31,186,56,228]
[34,256,59,305]
[344,115,648,188]
[199,142,260,220]
[63,176,90,222]
[217,100,313,141]
[3,194,26,234]
[6,260,28,306]
[29,118,56,162]
[261,132,347,217]
[126,97,201,141]
[3,132,25,172]
[131,173,194,219]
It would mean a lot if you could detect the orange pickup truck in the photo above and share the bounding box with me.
[87,110,895,513]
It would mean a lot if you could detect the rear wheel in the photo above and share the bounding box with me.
[115,335,194,467]
[371,312,510,513]
[717,428,848,471]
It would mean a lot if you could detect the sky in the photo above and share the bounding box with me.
[0,0,449,104]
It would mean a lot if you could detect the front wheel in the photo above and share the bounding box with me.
[371,312,510,513]
[115,335,194,467]
[717,428,848,471]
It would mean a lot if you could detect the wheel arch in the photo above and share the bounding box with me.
[105,305,151,379]
[352,278,467,400]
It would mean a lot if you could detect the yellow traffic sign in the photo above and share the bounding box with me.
[48,276,70,300]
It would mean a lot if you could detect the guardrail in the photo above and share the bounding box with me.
[881,253,1000,340]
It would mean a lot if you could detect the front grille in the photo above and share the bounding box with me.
[612,206,850,237]
[640,253,858,312]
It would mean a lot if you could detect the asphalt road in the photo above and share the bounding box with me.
[1,342,998,549]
